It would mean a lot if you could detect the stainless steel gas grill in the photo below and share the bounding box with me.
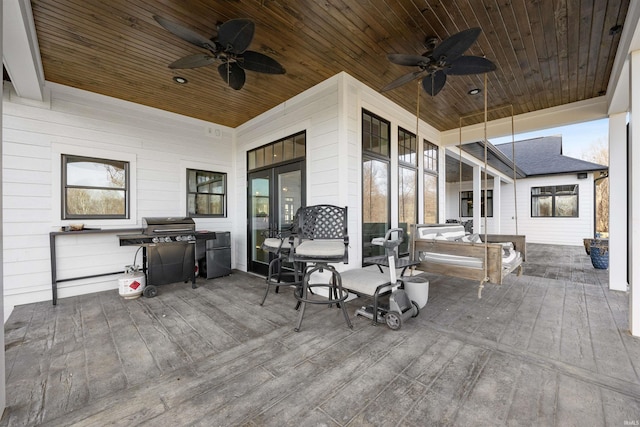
[118,217,216,297]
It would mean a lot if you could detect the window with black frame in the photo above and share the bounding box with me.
[187,169,227,217]
[62,154,129,219]
[362,109,391,260]
[460,190,493,217]
[531,185,578,217]
[423,140,439,224]
[398,127,417,255]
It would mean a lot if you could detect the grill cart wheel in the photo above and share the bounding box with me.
[143,285,158,298]
[411,301,420,317]
[385,311,402,330]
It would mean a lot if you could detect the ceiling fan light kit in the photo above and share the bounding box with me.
[382,27,496,96]
[154,15,285,90]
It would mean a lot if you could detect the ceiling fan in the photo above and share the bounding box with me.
[154,15,285,90]
[381,28,496,96]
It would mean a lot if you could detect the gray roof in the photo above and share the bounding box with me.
[460,142,527,179]
[494,136,608,176]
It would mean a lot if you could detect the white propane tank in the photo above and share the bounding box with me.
[118,265,146,299]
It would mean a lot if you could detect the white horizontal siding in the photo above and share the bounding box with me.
[4,71,444,314]
[500,174,595,246]
[233,73,441,270]
[234,75,342,271]
[3,82,235,311]
[445,174,595,246]
[444,181,499,233]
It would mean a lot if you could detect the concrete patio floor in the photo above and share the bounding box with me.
[3,243,638,426]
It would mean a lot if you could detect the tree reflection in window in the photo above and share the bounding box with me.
[63,154,128,219]
[531,185,578,217]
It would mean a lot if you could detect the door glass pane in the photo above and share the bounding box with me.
[278,170,302,228]
[248,162,304,276]
[250,176,270,264]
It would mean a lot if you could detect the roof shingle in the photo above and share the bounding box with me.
[494,136,607,176]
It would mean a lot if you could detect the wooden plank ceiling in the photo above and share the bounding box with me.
[28,0,630,131]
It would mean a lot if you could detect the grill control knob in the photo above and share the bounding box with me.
[152,237,160,243]
[164,236,172,242]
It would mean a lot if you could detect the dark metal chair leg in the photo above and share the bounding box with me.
[261,256,277,306]
[294,271,309,332]
[334,273,353,329]
[294,261,302,310]
[293,263,351,331]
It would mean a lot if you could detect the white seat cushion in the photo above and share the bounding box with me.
[263,236,299,251]
[417,224,466,240]
[419,251,484,269]
[262,237,284,250]
[339,269,393,296]
[295,240,345,258]
[502,250,521,268]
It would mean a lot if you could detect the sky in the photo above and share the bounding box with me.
[489,118,609,160]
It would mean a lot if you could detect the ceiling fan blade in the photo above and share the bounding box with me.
[239,51,285,74]
[381,70,427,92]
[387,53,431,67]
[421,71,447,96]
[153,15,216,51]
[445,56,496,75]
[432,27,482,63]
[168,54,217,69]
[217,19,255,54]
[218,62,246,90]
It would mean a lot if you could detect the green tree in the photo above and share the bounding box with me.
[581,138,609,235]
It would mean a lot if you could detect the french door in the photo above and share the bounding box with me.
[247,161,305,275]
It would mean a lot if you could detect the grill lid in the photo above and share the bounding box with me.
[142,217,195,234]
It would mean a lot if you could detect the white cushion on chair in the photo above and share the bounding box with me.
[263,237,284,250]
[295,240,345,258]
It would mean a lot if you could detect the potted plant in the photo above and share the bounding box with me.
[589,238,609,269]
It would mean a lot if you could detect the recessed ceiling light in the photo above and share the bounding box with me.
[173,76,188,84]
[468,88,481,95]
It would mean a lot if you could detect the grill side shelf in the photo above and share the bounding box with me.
[50,228,143,305]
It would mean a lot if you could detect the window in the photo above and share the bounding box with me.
[423,140,439,223]
[248,131,306,170]
[531,185,578,217]
[460,190,493,217]
[398,127,417,165]
[62,155,129,219]
[362,110,390,259]
[398,127,417,255]
[362,109,390,157]
[187,169,227,217]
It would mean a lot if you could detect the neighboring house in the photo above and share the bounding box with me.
[444,136,608,246]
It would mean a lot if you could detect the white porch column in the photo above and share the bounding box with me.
[609,112,628,292]
[493,176,501,234]
[472,165,481,233]
[438,146,446,223]
[1,0,6,414]
[629,50,640,336]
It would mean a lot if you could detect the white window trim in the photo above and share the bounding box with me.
[52,143,137,226]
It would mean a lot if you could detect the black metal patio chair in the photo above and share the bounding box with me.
[259,208,302,306]
[288,204,352,332]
